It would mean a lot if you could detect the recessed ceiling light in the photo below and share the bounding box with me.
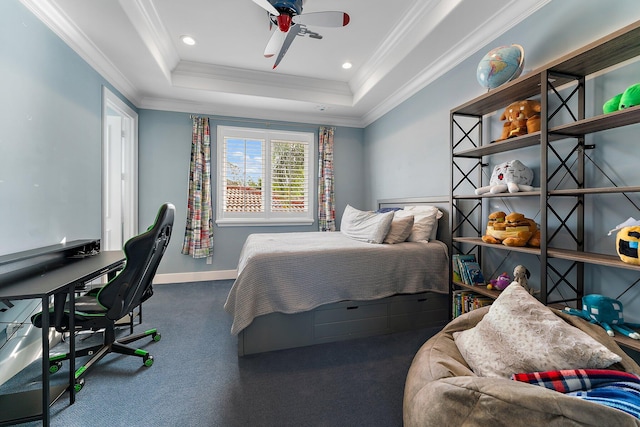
[342,62,352,69]
[181,35,196,46]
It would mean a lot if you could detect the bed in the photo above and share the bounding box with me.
[224,197,451,356]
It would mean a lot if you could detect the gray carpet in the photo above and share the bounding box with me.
[8,280,441,426]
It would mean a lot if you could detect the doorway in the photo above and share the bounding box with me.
[102,87,138,251]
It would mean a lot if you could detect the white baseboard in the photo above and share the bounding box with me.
[153,270,237,284]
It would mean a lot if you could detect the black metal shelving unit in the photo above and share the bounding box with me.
[450,20,640,352]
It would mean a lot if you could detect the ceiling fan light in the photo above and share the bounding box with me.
[181,35,196,46]
[342,62,352,69]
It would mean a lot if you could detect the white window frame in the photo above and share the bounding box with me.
[216,125,315,226]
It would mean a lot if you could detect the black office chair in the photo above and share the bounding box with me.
[32,202,174,390]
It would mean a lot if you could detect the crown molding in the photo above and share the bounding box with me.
[173,61,353,106]
[118,0,179,83]
[360,0,552,126]
[19,0,141,105]
[138,96,365,128]
[349,0,450,104]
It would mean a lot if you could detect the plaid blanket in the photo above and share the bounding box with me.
[512,369,640,419]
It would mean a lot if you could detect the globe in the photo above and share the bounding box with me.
[476,44,525,90]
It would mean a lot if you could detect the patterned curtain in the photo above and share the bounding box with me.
[318,126,336,231]
[182,116,214,258]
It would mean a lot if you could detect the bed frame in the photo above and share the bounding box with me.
[236,196,450,356]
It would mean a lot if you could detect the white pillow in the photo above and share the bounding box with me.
[403,205,443,242]
[340,205,394,244]
[453,284,622,378]
[383,211,414,244]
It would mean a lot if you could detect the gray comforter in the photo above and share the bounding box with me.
[224,231,449,334]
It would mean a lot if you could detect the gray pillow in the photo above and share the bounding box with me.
[340,205,394,244]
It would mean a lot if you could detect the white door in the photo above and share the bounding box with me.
[102,87,138,251]
[104,114,124,250]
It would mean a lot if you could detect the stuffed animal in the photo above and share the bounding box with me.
[496,100,541,141]
[512,265,534,295]
[482,211,539,247]
[475,160,534,195]
[487,272,511,291]
[564,294,640,339]
[603,83,640,113]
[616,226,640,265]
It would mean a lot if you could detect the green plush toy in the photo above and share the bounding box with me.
[603,92,623,114]
[620,83,640,109]
[603,83,640,114]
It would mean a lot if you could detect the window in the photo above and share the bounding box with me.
[216,126,315,226]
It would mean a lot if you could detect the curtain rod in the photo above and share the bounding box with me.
[188,114,333,129]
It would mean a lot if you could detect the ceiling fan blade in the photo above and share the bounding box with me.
[264,29,287,58]
[292,11,350,27]
[251,0,279,16]
[272,24,301,69]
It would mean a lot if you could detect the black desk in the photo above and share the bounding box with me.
[0,250,125,426]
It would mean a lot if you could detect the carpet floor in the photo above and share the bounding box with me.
[6,280,441,427]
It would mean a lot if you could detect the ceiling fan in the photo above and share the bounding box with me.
[251,0,350,69]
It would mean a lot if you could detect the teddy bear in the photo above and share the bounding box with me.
[475,160,534,195]
[496,100,541,141]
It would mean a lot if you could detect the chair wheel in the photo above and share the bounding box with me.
[49,361,63,374]
[74,378,85,393]
[143,355,154,367]
[152,332,161,342]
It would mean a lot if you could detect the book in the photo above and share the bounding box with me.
[452,291,493,318]
[461,259,485,285]
[452,254,476,285]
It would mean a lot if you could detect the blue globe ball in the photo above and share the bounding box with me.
[476,44,525,90]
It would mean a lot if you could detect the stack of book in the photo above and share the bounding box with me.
[452,254,485,286]
[452,290,493,318]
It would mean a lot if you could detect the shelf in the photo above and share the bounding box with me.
[454,237,640,272]
[454,187,640,199]
[454,105,640,158]
[453,280,502,299]
[547,20,640,79]
[453,73,574,116]
[612,333,640,353]
[547,248,640,271]
[453,237,541,256]
[453,190,541,199]
[549,186,640,196]
[452,132,541,158]
[550,105,640,137]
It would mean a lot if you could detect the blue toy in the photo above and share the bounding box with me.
[564,294,640,339]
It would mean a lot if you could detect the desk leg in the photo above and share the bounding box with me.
[41,295,50,426]
[68,288,76,404]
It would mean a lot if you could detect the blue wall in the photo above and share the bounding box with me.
[0,0,134,256]
[364,0,640,321]
[138,110,364,273]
